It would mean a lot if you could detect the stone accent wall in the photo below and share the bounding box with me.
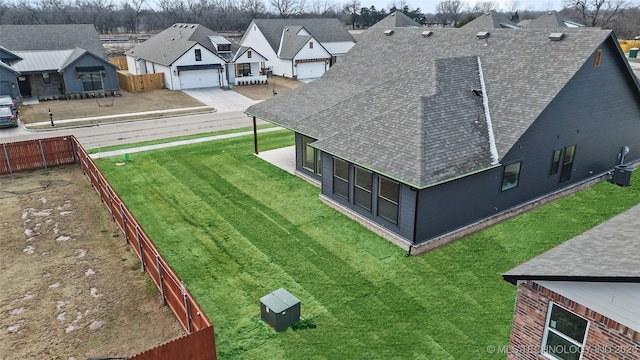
[508,281,640,360]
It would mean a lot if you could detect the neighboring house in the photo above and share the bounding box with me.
[463,11,520,29]
[369,11,422,29]
[126,23,267,90]
[503,205,640,360]
[0,55,20,99]
[0,24,119,102]
[239,18,356,80]
[245,27,640,253]
[521,11,586,29]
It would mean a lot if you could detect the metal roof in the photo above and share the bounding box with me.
[11,50,74,72]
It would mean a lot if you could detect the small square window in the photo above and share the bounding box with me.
[42,72,51,84]
[501,162,521,191]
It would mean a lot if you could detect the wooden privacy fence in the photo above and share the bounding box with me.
[0,136,216,360]
[110,57,129,70]
[118,71,165,92]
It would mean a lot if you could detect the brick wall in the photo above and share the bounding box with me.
[508,281,640,360]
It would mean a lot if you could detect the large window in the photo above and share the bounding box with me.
[354,167,372,211]
[80,72,103,91]
[501,161,521,191]
[378,176,399,224]
[301,135,321,175]
[559,145,576,183]
[195,49,202,61]
[237,63,251,77]
[333,157,349,200]
[542,303,589,360]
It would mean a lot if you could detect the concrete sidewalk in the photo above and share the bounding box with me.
[90,127,284,159]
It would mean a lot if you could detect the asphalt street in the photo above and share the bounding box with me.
[0,110,263,149]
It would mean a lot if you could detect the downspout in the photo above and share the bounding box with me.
[411,189,419,253]
[253,116,259,154]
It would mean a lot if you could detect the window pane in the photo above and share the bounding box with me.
[316,152,322,175]
[195,49,202,61]
[355,167,372,191]
[302,136,315,171]
[354,187,371,211]
[549,305,588,344]
[334,158,348,181]
[563,146,576,165]
[333,157,349,200]
[550,149,561,175]
[545,332,581,360]
[501,162,521,191]
[378,197,398,224]
[379,177,398,203]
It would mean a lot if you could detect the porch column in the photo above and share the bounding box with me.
[253,116,259,155]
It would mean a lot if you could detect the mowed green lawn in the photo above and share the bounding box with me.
[95,130,640,359]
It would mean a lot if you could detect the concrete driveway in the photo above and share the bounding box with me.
[182,87,260,113]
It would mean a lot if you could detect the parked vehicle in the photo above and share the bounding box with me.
[0,106,18,128]
[0,96,16,111]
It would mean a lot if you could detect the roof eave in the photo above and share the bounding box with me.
[502,275,640,285]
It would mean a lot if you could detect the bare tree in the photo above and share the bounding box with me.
[436,0,464,27]
[240,0,266,17]
[563,0,633,27]
[471,1,498,14]
[309,0,335,16]
[343,0,360,28]
[270,0,304,17]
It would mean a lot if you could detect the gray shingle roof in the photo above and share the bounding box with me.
[503,204,640,282]
[369,11,422,29]
[463,11,520,29]
[252,18,355,53]
[279,27,312,59]
[126,23,232,66]
[522,11,585,29]
[246,28,613,188]
[0,24,106,59]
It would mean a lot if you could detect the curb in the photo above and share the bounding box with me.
[22,108,217,132]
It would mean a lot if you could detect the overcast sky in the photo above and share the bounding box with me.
[363,0,565,13]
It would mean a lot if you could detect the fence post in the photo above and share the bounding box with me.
[182,281,192,334]
[3,144,12,175]
[136,226,145,273]
[95,169,102,202]
[119,202,129,244]
[108,190,115,220]
[38,140,48,169]
[157,255,166,305]
[71,138,78,164]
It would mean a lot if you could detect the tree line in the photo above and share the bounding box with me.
[0,0,638,38]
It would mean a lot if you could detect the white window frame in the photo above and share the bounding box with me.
[541,302,589,360]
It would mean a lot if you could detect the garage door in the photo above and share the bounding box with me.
[0,81,10,96]
[179,70,220,89]
[296,62,326,80]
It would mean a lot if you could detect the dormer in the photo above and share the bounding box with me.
[209,35,232,53]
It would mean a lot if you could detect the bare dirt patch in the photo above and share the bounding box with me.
[19,89,208,125]
[0,166,184,359]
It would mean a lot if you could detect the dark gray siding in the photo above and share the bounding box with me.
[415,37,640,244]
[62,55,119,94]
[320,152,416,241]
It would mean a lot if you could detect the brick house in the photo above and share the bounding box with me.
[503,205,640,359]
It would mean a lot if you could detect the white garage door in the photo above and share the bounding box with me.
[296,62,326,80]
[179,70,220,89]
